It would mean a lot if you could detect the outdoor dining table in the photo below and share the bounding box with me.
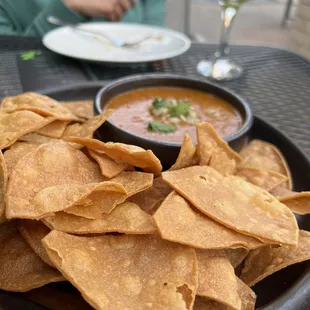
[1,35,310,310]
[1,35,310,160]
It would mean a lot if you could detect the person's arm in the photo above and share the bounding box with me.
[0,0,87,37]
[0,5,20,35]
[23,1,87,36]
[0,0,135,37]
[142,0,166,26]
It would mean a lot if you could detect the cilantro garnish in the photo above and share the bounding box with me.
[152,98,168,109]
[147,120,176,133]
[168,101,191,118]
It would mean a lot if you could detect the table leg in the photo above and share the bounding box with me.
[282,0,293,27]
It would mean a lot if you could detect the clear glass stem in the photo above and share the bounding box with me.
[216,5,239,58]
[196,1,245,80]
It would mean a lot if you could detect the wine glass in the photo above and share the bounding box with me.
[197,0,247,81]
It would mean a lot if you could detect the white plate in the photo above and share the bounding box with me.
[43,23,191,64]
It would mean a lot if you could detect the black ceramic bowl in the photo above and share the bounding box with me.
[94,74,253,169]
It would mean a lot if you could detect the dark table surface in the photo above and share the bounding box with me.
[0,36,309,158]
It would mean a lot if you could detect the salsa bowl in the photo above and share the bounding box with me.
[94,74,253,169]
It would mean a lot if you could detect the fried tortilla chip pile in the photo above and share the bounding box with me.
[0,92,310,310]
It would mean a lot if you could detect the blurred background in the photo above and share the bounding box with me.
[166,0,308,58]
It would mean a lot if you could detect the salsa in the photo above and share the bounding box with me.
[105,87,242,144]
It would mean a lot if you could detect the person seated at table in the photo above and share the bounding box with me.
[0,0,166,36]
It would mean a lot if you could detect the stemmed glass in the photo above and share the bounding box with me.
[197,0,247,80]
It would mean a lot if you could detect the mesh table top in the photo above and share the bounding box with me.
[0,36,309,157]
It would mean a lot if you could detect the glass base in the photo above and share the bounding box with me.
[197,58,243,81]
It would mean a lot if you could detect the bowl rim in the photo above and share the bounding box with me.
[94,73,253,148]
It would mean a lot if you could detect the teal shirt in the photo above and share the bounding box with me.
[0,0,166,36]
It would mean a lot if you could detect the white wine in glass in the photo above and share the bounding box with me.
[197,0,247,80]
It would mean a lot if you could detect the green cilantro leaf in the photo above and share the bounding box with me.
[168,100,191,118]
[152,98,169,109]
[147,120,176,133]
[20,50,41,61]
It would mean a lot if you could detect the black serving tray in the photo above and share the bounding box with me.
[0,82,309,310]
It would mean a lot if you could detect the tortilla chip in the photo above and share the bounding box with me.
[169,134,198,171]
[18,220,53,267]
[194,297,228,310]
[0,221,63,292]
[241,230,310,287]
[1,92,78,121]
[6,140,104,219]
[196,123,242,176]
[239,140,292,189]
[24,286,93,310]
[269,187,310,214]
[43,202,157,235]
[128,177,172,215]
[275,192,310,215]
[3,142,38,175]
[88,149,128,178]
[196,124,212,166]
[18,133,59,144]
[194,278,256,310]
[65,188,127,219]
[0,111,54,150]
[153,192,263,250]
[194,297,227,310]
[36,120,69,138]
[62,100,94,120]
[34,182,124,218]
[162,166,298,246]
[64,137,163,175]
[236,167,288,191]
[225,248,249,268]
[269,187,296,198]
[196,249,241,310]
[111,171,154,196]
[62,109,113,139]
[65,171,153,218]
[43,231,198,310]
[236,278,256,310]
[0,151,7,217]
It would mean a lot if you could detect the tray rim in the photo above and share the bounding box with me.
[0,82,309,310]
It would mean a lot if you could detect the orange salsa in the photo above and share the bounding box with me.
[105,87,242,144]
